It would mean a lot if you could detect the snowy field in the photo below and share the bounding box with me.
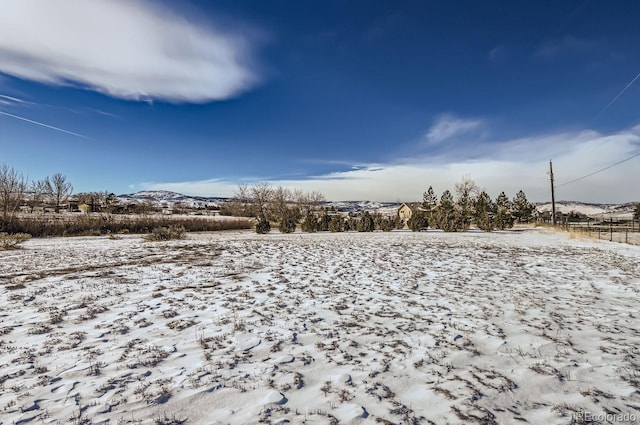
[1,229,639,425]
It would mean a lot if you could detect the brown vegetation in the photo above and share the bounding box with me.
[4,214,252,237]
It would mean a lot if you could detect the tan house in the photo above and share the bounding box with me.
[397,203,413,228]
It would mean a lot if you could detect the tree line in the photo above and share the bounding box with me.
[224,182,405,234]
[0,164,252,237]
[221,183,327,234]
[231,178,537,234]
[408,177,535,232]
[1,164,74,231]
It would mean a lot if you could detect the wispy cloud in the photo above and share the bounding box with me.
[142,126,640,203]
[0,0,262,103]
[0,94,29,104]
[425,114,483,145]
[534,35,599,59]
[0,110,89,139]
[488,45,507,63]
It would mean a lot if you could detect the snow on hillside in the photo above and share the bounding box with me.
[1,230,639,424]
[536,201,636,219]
[118,190,227,209]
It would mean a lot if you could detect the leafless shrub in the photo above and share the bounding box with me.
[145,225,186,241]
[153,413,186,425]
[6,214,251,237]
[0,233,31,250]
[49,310,66,324]
[27,323,52,335]
[166,318,196,331]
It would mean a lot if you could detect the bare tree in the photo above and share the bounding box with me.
[45,173,73,213]
[271,186,292,220]
[222,183,252,216]
[234,183,249,204]
[455,176,480,231]
[76,191,105,213]
[249,182,273,219]
[0,164,27,230]
[28,179,48,213]
[296,190,325,216]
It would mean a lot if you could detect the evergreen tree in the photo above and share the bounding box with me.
[373,212,384,230]
[318,213,331,231]
[328,215,344,232]
[407,211,429,232]
[301,213,318,232]
[381,218,394,232]
[436,190,458,232]
[474,190,495,232]
[512,190,535,223]
[277,208,298,233]
[494,192,514,229]
[255,215,271,234]
[633,204,639,221]
[357,211,375,232]
[344,217,357,232]
[422,186,438,223]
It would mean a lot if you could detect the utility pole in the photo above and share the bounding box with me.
[549,160,556,226]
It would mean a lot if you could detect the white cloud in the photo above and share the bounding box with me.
[0,0,260,103]
[425,114,483,144]
[143,126,640,203]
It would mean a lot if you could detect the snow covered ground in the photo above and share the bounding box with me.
[1,229,639,424]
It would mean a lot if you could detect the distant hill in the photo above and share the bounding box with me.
[535,201,636,219]
[118,190,637,217]
[117,190,228,209]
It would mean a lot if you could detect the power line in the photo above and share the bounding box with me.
[556,150,640,187]
[594,71,640,120]
[555,70,640,190]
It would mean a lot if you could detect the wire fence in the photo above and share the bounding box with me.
[561,219,640,246]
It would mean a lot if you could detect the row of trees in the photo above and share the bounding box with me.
[0,165,74,231]
[235,178,536,234]
[224,183,327,234]
[410,178,535,232]
[227,183,406,234]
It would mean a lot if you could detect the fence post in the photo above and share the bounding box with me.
[609,219,613,242]
[626,226,628,244]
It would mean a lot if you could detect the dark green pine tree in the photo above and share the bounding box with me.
[357,211,375,232]
[474,190,495,232]
[301,213,318,232]
[494,191,514,230]
[407,211,429,232]
[328,215,344,232]
[512,190,535,223]
[436,190,458,232]
[255,214,271,234]
[278,208,298,233]
[422,186,438,223]
[318,213,331,231]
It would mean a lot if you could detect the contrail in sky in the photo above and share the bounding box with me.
[0,109,89,139]
[594,72,640,119]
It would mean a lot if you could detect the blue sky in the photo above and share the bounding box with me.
[1,0,639,202]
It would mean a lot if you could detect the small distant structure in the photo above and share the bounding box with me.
[78,203,91,214]
[397,203,413,228]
